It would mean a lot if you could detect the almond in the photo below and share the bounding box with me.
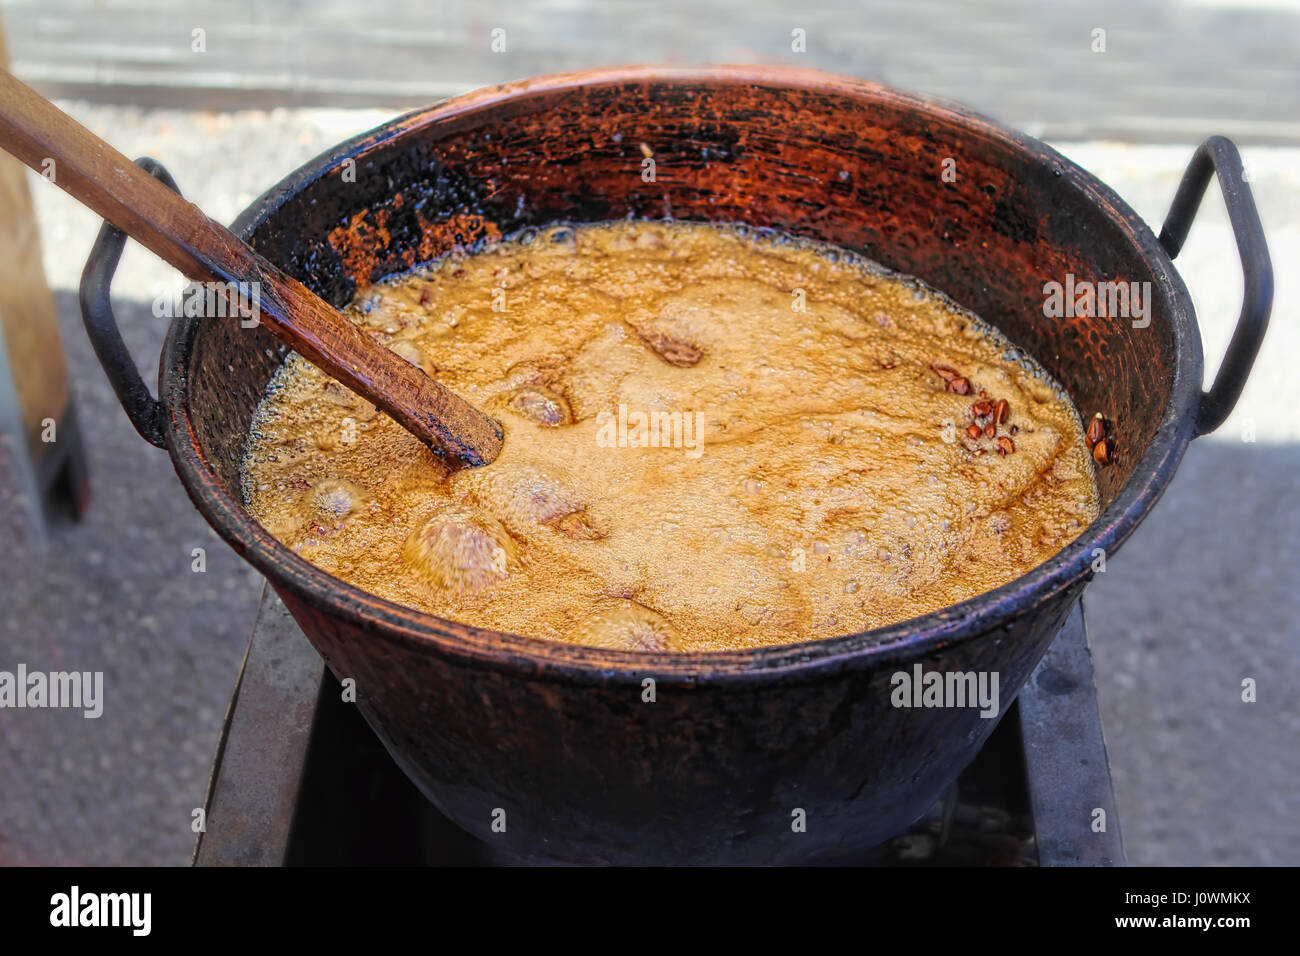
[1086,413,1105,448]
[930,363,960,383]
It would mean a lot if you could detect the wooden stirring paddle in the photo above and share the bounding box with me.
[0,69,503,466]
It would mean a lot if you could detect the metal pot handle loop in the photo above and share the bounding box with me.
[1158,136,1272,438]
[77,157,180,449]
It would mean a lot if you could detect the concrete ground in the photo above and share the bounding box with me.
[0,0,1297,866]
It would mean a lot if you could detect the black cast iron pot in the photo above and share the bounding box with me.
[79,66,1271,864]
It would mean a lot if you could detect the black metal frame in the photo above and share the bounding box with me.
[195,589,1123,866]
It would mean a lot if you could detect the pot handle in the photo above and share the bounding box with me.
[1158,136,1273,437]
[77,157,179,449]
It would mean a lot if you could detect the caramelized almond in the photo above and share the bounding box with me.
[997,436,1015,456]
[947,376,971,396]
[638,330,703,367]
[1086,413,1105,448]
[995,399,1010,424]
[983,423,996,439]
[930,362,960,383]
[972,398,993,417]
[966,424,982,441]
[1092,439,1109,465]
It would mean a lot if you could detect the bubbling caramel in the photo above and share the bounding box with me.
[242,220,1100,652]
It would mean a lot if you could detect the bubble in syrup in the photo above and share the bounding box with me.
[319,380,377,420]
[550,509,606,540]
[320,381,356,406]
[466,467,582,531]
[307,478,363,517]
[388,339,433,375]
[403,507,516,592]
[570,599,681,652]
[507,385,572,426]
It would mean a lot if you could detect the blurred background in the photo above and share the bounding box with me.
[0,0,1295,865]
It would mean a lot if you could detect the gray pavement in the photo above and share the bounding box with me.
[0,293,264,865]
[5,0,1300,143]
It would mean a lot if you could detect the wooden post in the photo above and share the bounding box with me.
[0,16,90,551]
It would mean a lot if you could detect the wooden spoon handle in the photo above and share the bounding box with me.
[0,68,503,466]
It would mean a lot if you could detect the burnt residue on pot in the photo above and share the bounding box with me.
[326,200,502,294]
[990,192,1039,245]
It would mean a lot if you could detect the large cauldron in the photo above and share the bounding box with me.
[80,66,1270,864]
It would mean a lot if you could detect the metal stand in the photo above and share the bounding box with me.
[195,588,1123,866]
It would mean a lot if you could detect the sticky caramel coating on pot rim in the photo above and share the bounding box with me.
[243,220,1099,653]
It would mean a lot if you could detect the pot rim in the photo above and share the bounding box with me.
[161,64,1202,685]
